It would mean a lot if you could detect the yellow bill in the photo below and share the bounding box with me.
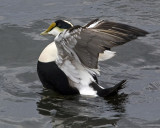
[40,22,56,35]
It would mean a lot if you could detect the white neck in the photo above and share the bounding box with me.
[48,27,65,36]
[38,42,58,63]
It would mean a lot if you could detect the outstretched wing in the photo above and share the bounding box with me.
[54,19,148,69]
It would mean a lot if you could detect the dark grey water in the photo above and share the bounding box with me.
[0,0,160,127]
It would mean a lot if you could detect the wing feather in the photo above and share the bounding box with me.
[54,19,148,69]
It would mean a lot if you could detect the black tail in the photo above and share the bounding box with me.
[96,80,127,97]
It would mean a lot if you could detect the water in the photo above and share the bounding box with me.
[0,0,160,127]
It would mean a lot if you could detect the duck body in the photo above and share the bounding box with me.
[37,19,148,97]
[37,50,125,97]
[37,42,102,96]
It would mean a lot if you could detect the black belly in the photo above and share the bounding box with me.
[37,61,80,95]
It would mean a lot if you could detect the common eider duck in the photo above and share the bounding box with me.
[37,19,148,97]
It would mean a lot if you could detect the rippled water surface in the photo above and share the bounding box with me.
[0,0,160,128]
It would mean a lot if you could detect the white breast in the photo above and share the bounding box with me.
[38,42,58,63]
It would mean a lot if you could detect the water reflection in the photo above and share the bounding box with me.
[37,89,128,127]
